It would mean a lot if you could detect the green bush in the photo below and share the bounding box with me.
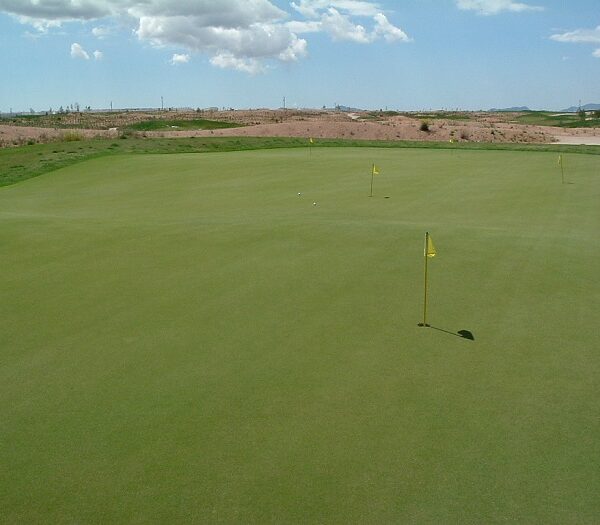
[61,131,83,142]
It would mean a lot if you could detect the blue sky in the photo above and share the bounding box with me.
[1,0,599,112]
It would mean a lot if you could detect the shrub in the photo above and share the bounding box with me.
[119,129,136,140]
[62,131,83,142]
[420,120,430,132]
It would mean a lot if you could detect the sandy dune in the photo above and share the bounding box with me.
[1,110,599,147]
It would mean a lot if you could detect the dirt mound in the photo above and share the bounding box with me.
[1,109,599,148]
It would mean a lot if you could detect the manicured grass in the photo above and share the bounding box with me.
[1,113,244,131]
[514,110,600,128]
[125,119,243,132]
[2,135,599,188]
[406,111,472,121]
[0,137,313,187]
[1,148,599,523]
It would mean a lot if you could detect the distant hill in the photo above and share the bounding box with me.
[489,104,600,113]
[561,103,600,112]
[489,106,530,112]
[339,105,364,112]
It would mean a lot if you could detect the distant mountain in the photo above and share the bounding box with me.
[489,106,530,112]
[561,103,600,112]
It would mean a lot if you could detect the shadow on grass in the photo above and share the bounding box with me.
[420,324,475,341]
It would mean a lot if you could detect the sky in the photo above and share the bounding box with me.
[1,0,599,112]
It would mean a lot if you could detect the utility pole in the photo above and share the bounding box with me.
[283,96,286,110]
[161,96,164,111]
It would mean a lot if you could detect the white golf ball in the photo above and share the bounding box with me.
[313,202,317,206]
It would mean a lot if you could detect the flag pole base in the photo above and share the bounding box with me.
[418,323,430,327]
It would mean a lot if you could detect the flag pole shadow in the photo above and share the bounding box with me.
[421,325,475,341]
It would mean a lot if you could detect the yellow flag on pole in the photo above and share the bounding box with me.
[425,234,436,258]
[558,154,563,167]
[420,232,436,327]
[372,164,379,176]
[309,137,314,144]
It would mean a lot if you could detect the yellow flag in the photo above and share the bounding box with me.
[372,164,379,175]
[309,137,314,144]
[425,234,436,258]
[558,154,563,167]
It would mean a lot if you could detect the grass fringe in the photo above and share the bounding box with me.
[1,135,599,188]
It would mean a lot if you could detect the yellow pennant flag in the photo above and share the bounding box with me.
[425,234,436,258]
[372,164,379,176]
[558,154,563,167]
[309,137,314,144]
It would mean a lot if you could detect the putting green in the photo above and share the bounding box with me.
[1,147,599,523]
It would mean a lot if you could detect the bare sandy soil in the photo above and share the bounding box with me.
[1,109,599,147]
[0,125,119,146]
[552,134,600,145]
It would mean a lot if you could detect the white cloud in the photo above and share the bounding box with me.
[0,0,112,21]
[210,53,264,74]
[135,16,304,63]
[0,0,410,73]
[286,20,322,34]
[291,0,382,18]
[92,25,111,39]
[126,0,286,26]
[551,26,600,58]
[321,8,371,43]
[374,13,411,43]
[278,34,308,61]
[70,42,90,60]
[288,4,411,44]
[93,50,103,60]
[170,53,190,65]
[550,26,600,44]
[15,15,62,32]
[456,0,543,15]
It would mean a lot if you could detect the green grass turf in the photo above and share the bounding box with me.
[513,111,600,128]
[125,119,243,132]
[2,135,599,188]
[1,148,599,523]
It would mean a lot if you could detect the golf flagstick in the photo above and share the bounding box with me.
[419,232,436,327]
[559,154,565,184]
[370,163,379,197]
